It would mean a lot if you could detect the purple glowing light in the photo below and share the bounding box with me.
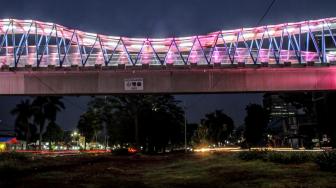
[139,41,154,64]
[118,52,129,64]
[95,52,104,65]
[0,18,334,67]
[212,47,222,63]
[189,50,199,64]
[165,50,176,64]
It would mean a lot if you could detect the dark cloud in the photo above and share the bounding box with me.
[1,0,335,37]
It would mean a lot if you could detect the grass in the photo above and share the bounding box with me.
[0,152,335,187]
[237,150,318,164]
[144,153,336,188]
[315,151,336,172]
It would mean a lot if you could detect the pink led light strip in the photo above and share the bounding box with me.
[0,17,334,67]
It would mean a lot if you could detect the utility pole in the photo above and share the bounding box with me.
[184,102,187,152]
[104,96,108,151]
[312,93,326,149]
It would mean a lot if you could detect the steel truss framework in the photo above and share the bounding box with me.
[0,18,336,68]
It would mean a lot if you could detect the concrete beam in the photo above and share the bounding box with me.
[0,67,336,95]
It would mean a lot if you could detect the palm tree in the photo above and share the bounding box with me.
[104,95,184,151]
[85,95,185,152]
[118,96,139,147]
[32,97,47,150]
[11,99,34,147]
[77,110,103,150]
[32,96,65,150]
[89,96,142,147]
[45,97,66,122]
[201,110,234,146]
[44,121,63,150]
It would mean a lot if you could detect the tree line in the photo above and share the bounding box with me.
[9,95,274,152]
[11,93,336,152]
[77,95,185,153]
[77,96,269,151]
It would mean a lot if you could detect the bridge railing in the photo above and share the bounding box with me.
[0,18,335,68]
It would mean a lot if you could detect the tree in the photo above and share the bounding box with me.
[32,96,65,150]
[202,110,234,146]
[186,123,199,145]
[77,109,103,150]
[86,95,185,153]
[11,99,37,147]
[87,95,142,147]
[139,95,184,153]
[31,96,48,149]
[191,110,234,147]
[192,125,209,147]
[43,121,64,150]
[44,97,65,123]
[244,104,269,147]
[109,95,147,147]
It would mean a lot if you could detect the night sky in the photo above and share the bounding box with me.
[0,0,335,130]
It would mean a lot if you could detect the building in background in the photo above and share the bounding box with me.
[263,94,316,148]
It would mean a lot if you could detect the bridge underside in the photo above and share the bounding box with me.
[1,66,336,95]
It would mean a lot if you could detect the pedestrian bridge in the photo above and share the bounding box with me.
[0,18,335,94]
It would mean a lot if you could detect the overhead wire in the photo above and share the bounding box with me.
[184,0,278,112]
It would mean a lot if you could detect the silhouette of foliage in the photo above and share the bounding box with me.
[244,104,269,147]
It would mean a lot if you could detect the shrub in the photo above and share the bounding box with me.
[314,151,336,172]
[266,152,313,164]
[236,150,268,161]
[237,151,315,164]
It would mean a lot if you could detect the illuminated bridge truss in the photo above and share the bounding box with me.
[0,17,336,68]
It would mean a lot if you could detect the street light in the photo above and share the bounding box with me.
[71,131,80,150]
[71,131,78,137]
